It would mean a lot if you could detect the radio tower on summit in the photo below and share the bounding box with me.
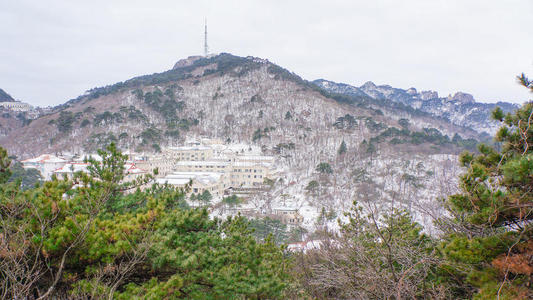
[204,19,208,57]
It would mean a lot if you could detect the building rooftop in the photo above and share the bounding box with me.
[232,161,269,167]
[53,163,89,174]
[238,155,274,161]
[159,172,224,186]
[124,163,146,174]
[22,154,67,164]
[73,154,103,162]
[176,160,230,166]
[167,145,212,151]
[156,178,191,185]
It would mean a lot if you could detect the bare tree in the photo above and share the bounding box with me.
[293,201,449,299]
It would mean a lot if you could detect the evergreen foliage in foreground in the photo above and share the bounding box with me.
[437,73,533,298]
[0,144,291,299]
[1,73,532,299]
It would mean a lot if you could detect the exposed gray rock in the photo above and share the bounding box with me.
[361,81,377,89]
[313,79,518,135]
[419,90,438,100]
[173,56,203,69]
[450,92,475,104]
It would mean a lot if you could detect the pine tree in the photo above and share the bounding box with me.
[338,140,347,155]
[439,74,533,298]
[285,111,292,120]
[316,162,333,174]
[0,144,291,299]
[0,147,11,184]
[199,190,212,206]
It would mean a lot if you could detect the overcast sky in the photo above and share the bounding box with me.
[1,0,532,106]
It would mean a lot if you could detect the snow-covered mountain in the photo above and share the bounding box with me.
[0,53,517,231]
[0,88,15,102]
[314,79,519,135]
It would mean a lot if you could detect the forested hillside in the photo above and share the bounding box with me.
[0,54,497,231]
[1,74,532,298]
[0,88,15,102]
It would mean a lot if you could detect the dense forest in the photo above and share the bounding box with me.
[1,74,532,299]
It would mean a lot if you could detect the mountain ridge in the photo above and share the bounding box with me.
[1,53,510,160]
[313,78,518,135]
[0,88,15,102]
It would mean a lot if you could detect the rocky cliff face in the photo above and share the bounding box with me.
[313,79,518,135]
[173,56,203,69]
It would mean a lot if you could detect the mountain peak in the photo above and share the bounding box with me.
[361,81,377,89]
[0,88,15,102]
[406,87,417,95]
[173,56,204,69]
[449,92,475,104]
[419,90,438,100]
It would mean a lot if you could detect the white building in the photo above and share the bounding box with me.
[0,101,33,112]
[22,154,67,180]
[273,206,304,225]
[123,163,148,181]
[72,154,103,162]
[156,172,226,197]
[165,145,214,161]
[52,163,89,180]
[134,155,176,177]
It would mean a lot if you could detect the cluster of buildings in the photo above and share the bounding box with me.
[0,101,53,119]
[21,138,275,199]
[21,138,305,226]
[155,139,275,198]
[21,153,146,181]
[0,101,33,112]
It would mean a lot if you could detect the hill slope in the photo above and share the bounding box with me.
[1,53,483,158]
[0,53,509,230]
[0,88,15,102]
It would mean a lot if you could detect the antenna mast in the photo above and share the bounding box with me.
[204,19,208,57]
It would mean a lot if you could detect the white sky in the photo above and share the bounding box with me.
[1,0,532,106]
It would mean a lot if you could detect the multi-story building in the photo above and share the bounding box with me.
[53,162,146,183]
[174,160,231,173]
[235,155,274,165]
[156,172,226,197]
[165,145,214,161]
[173,160,270,188]
[52,163,89,180]
[273,207,304,226]
[134,155,176,177]
[159,142,275,196]
[0,101,33,112]
[123,163,148,182]
[22,154,67,180]
[230,162,269,187]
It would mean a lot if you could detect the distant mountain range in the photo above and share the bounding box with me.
[313,79,519,135]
